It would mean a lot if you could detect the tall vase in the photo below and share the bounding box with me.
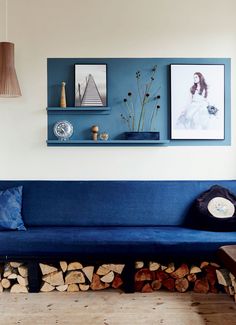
[60,81,67,108]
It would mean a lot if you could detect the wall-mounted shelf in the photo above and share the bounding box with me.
[47,107,111,115]
[47,140,170,147]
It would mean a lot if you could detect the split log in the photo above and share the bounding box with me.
[135,261,144,269]
[151,280,162,291]
[79,284,90,291]
[10,262,23,268]
[67,262,83,271]
[112,274,123,289]
[100,271,114,283]
[3,264,13,278]
[135,281,144,292]
[109,264,125,274]
[40,282,55,292]
[7,273,18,280]
[10,284,28,293]
[162,278,175,291]
[171,264,189,279]
[200,261,209,269]
[228,286,234,296]
[187,274,197,283]
[149,262,160,271]
[141,283,153,293]
[175,278,189,293]
[90,274,110,290]
[39,263,57,276]
[156,270,169,281]
[56,284,68,292]
[18,265,28,278]
[65,271,85,285]
[60,261,68,273]
[96,264,111,276]
[82,266,94,283]
[205,265,217,287]
[43,271,64,286]
[194,278,209,293]
[216,269,231,286]
[210,262,220,268]
[1,278,11,289]
[0,283,3,293]
[229,272,235,283]
[17,275,28,287]
[190,266,202,274]
[67,284,79,292]
[165,263,175,274]
[161,265,167,271]
[135,268,154,282]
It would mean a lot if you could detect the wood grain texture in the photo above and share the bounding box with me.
[0,291,235,325]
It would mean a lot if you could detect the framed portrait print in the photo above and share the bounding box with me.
[170,64,225,140]
[75,64,107,107]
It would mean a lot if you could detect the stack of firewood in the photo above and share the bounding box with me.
[40,262,124,292]
[0,262,28,293]
[135,261,221,293]
[216,268,236,302]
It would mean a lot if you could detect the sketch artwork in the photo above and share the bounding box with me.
[171,64,225,140]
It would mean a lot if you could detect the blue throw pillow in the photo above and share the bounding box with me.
[0,186,26,230]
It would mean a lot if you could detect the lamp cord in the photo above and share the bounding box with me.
[5,0,8,40]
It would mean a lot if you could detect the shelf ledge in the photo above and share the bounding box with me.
[47,140,170,147]
[47,107,111,115]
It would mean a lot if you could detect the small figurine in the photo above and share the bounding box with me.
[91,125,99,141]
[100,132,109,141]
[60,81,67,108]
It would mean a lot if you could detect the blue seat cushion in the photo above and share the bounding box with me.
[0,226,236,260]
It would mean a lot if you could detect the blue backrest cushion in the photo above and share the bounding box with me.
[0,186,26,231]
[188,185,236,231]
[1,180,236,227]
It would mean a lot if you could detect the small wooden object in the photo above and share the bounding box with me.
[91,125,99,141]
[60,81,67,108]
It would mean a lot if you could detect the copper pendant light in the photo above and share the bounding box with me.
[0,0,21,97]
[0,42,21,97]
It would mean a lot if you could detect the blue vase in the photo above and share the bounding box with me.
[124,132,160,140]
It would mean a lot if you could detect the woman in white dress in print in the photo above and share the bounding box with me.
[177,72,213,130]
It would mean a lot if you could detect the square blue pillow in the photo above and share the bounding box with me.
[0,186,26,231]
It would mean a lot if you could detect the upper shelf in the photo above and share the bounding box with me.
[47,107,111,115]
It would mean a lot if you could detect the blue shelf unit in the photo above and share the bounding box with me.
[47,58,231,147]
[47,140,170,147]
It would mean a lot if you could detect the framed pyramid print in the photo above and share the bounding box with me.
[75,64,107,107]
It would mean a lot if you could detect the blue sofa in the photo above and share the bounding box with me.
[1,180,236,292]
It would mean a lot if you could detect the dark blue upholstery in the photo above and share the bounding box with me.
[0,226,236,259]
[0,180,236,260]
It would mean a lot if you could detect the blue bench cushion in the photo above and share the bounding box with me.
[1,226,236,259]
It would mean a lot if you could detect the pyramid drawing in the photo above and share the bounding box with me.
[81,74,104,106]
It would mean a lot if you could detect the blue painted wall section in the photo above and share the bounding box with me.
[47,58,231,146]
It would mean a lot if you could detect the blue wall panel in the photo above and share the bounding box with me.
[47,58,231,146]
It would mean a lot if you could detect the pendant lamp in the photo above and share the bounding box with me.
[0,0,21,97]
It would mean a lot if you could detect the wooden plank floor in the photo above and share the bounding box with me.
[0,290,236,325]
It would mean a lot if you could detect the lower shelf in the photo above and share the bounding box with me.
[46,140,170,147]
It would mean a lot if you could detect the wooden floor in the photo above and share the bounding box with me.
[0,290,236,325]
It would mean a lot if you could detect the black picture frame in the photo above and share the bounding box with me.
[74,63,107,107]
[170,64,225,140]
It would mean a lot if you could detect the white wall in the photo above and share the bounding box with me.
[0,0,236,180]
